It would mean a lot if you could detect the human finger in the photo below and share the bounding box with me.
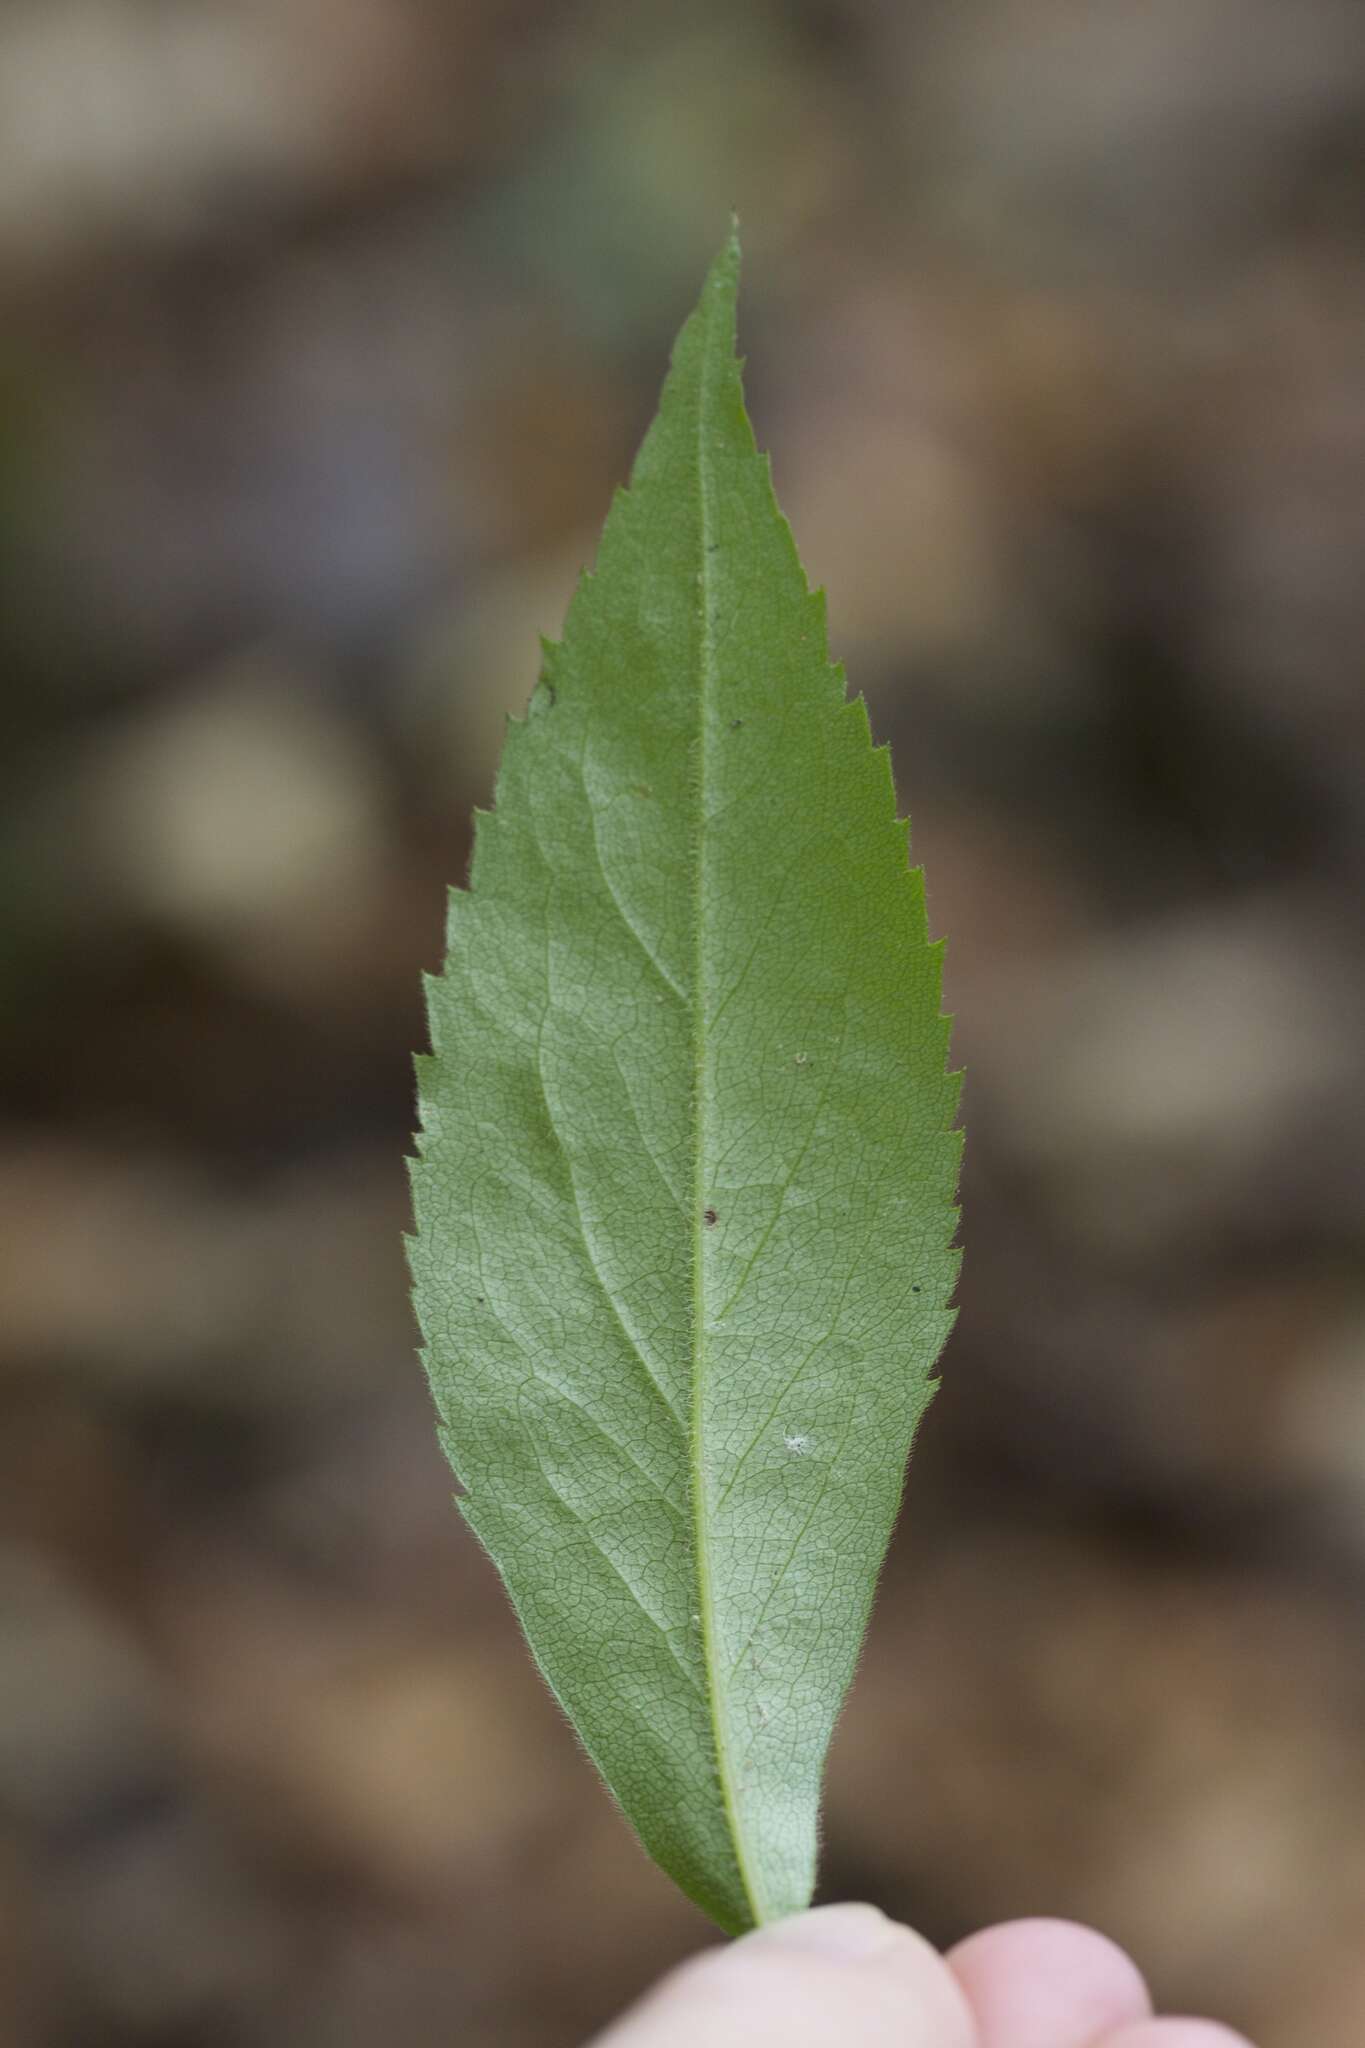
[947,1917,1152,2048]
[589,1903,978,2048]
[1096,2022,1257,2047]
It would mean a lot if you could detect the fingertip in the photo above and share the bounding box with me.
[747,1902,911,1963]
[948,1917,1151,2047]
[732,1907,977,2044]
[1097,2023,1258,2048]
[594,1905,978,2047]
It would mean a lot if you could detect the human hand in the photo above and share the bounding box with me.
[590,1906,1254,2048]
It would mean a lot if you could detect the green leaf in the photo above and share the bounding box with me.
[408,227,961,1934]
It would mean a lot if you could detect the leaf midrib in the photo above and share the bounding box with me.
[687,267,769,1930]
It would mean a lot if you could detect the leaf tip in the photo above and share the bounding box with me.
[704,218,742,323]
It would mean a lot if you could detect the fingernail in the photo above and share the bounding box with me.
[752,1904,903,1963]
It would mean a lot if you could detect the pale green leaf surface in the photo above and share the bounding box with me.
[409,230,961,1934]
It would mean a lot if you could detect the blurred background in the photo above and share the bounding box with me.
[1,3,1363,2043]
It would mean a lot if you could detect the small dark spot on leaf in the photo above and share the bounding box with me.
[477,1296,485,1303]
[703,1208,718,1226]
[911,1285,921,1293]
[729,718,744,730]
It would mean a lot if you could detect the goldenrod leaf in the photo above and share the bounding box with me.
[409,228,960,1932]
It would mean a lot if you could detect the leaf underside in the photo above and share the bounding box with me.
[409,229,961,1934]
